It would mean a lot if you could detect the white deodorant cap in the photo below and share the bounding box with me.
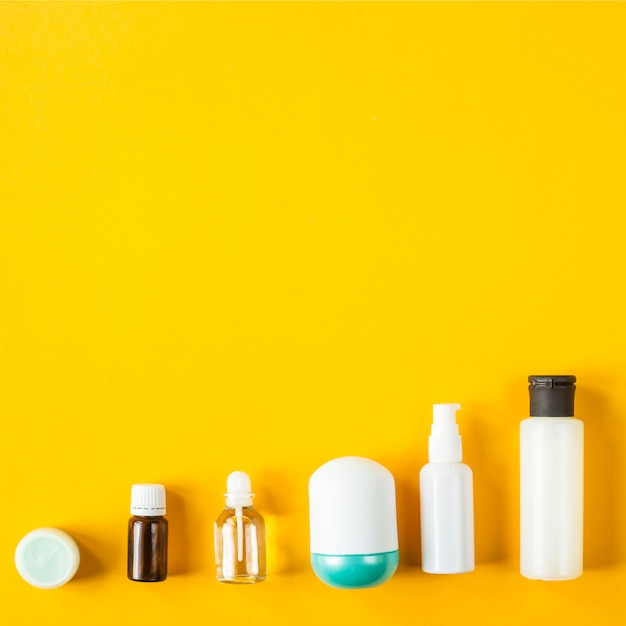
[309,456,399,555]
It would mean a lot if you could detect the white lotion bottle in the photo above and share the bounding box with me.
[420,404,474,574]
[521,375,583,580]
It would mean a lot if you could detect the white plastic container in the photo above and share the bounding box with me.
[420,404,474,574]
[309,456,399,588]
[521,375,583,580]
[15,528,80,589]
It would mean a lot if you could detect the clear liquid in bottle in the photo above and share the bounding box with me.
[215,471,266,583]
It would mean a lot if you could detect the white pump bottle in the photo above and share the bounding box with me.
[420,403,475,574]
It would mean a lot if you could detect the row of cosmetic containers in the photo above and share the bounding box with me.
[14,375,582,589]
[311,374,582,587]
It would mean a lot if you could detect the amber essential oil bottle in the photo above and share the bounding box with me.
[128,484,168,582]
[215,471,266,583]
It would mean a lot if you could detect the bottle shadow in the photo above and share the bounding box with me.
[256,468,308,575]
[464,407,510,565]
[167,486,194,576]
[394,471,422,569]
[579,384,623,568]
[64,530,106,582]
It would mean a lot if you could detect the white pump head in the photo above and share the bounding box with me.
[429,404,463,463]
[225,471,254,507]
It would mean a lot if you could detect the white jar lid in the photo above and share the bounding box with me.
[309,456,399,555]
[15,528,80,589]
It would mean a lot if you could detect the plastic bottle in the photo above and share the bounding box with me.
[309,456,399,589]
[214,471,266,583]
[420,404,474,574]
[128,484,168,582]
[520,375,583,580]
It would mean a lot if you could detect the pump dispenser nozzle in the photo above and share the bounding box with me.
[429,404,462,463]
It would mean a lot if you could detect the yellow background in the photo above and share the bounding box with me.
[1,2,625,624]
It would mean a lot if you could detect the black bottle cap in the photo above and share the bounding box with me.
[528,375,576,417]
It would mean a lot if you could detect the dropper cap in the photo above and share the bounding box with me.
[428,404,462,463]
[225,471,254,508]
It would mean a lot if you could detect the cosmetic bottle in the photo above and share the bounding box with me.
[420,404,474,574]
[521,375,583,580]
[215,471,266,583]
[309,456,399,589]
[128,484,168,582]
[15,528,80,589]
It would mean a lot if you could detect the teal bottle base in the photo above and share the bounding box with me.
[311,551,399,589]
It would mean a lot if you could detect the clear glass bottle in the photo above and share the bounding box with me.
[128,484,168,582]
[215,471,266,584]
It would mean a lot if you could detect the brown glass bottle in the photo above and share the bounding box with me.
[128,484,168,582]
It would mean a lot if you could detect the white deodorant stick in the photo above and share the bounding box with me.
[309,456,399,589]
